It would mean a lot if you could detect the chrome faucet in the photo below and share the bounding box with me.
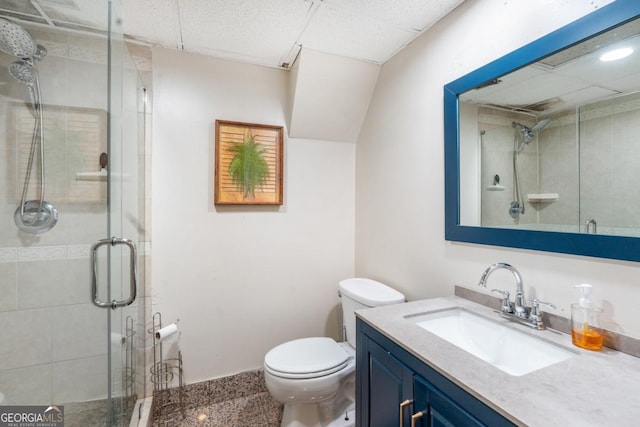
[478,262,527,316]
[478,262,554,330]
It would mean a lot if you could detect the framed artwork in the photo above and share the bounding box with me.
[214,120,283,205]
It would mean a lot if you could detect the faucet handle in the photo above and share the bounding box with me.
[529,299,556,323]
[491,289,514,313]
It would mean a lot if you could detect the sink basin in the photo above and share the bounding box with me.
[407,307,574,376]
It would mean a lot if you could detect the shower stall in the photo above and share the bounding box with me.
[0,1,148,426]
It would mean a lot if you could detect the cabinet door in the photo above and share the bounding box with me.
[366,339,414,427]
[413,376,485,427]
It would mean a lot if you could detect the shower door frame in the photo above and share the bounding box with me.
[101,0,146,424]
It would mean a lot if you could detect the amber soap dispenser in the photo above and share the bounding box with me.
[571,284,604,351]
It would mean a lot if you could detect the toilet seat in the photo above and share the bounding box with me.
[264,337,350,379]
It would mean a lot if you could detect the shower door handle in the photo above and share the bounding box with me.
[91,237,137,309]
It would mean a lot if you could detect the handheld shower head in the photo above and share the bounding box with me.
[1,19,55,234]
[1,19,46,113]
[8,60,35,85]
[0,18,38,58]
[8,60,40,109]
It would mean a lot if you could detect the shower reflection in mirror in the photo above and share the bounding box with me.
[0,17,57,234]
[474,90,640,236]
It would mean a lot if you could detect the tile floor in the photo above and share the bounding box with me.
[151,369,283,426]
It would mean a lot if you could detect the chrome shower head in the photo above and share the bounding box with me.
[0,17,38,58]
[513,119,552,148]
[8,60,35,85]
[530,118,551,134]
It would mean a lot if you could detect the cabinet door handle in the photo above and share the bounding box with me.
[399,399,412,426]
[411,411,424,427]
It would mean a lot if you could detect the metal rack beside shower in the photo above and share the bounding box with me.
[149,312,185,421]
[122,316,137,418]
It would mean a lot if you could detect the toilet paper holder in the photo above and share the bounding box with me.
[149,312,184,418]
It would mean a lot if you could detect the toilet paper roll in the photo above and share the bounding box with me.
[155,323,178,341]
[111,332,125,346]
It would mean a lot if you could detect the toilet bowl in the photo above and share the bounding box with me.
[264,278,405,427]
[264,337,355,403]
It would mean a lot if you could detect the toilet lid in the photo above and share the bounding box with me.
[264,337,349,379]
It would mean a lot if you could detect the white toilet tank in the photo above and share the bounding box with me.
[338,278,405,348]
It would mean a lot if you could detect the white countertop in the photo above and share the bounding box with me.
[356,296,640,426]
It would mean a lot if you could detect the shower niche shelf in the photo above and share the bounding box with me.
[75,169,131,181]
[76,168,107,181]
[527,193,559,203]
[486,184,505,191]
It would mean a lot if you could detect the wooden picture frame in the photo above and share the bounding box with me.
[214,120,283,205]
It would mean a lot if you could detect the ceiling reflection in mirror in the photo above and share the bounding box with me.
[458,17,640,238]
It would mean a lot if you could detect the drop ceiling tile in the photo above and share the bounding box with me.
[299,2,416,63]
[459,63,545,104]
[123,0,180,48]
[38,0,109,29]
[178,0,313,64]
[554,36,640,89]
[0,0,41,16]
[21,0,468,69]
[554,86,618,112]
[475,73,589,107]
[605,72,640,94]
[322,0,465,31]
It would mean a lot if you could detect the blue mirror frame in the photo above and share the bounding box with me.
[444,0,640,263]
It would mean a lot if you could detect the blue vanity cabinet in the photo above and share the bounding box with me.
[356,318,515,427]
[413,376,484,427]
[361,335,413,426]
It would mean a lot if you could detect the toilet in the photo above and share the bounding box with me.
[264,278,405,427]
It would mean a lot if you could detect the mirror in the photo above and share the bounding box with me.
[445,1,640,262]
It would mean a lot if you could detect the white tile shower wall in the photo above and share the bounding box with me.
[579,94,640,233]
[0,247,108,405]
[0,364,53,405]
[538,116,579,229]
[0,248,148,403]
[539,94,640,234]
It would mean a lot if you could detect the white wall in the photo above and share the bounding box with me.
[355,0,640,339]
[151,48,355,383]
[288,48,380,142]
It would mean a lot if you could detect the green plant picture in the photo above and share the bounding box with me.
[215,120,283,205]
[227,134,269,198]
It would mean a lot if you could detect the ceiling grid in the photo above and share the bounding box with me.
[0,0,466,69]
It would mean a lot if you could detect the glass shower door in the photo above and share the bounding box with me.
[93,1,146,424]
